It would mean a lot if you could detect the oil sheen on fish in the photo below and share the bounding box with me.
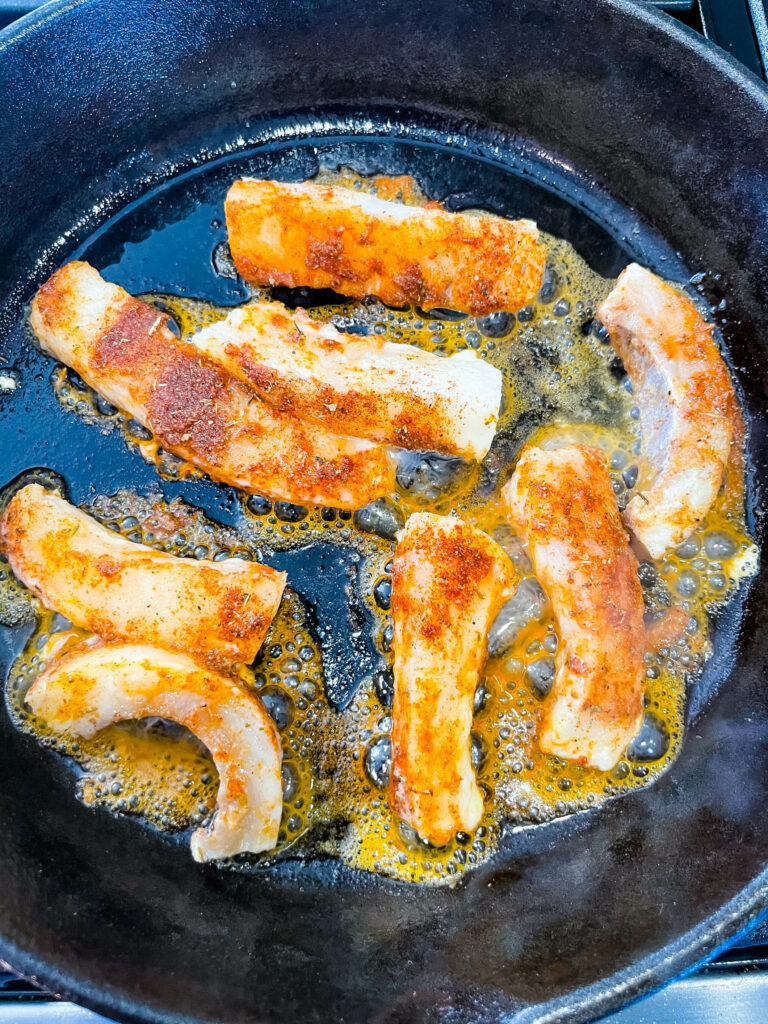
[26,641,283,861]
[597,263,735,557]
[192,299,502,459]
[389,512,514,845]
[503,444,646,771]
[0,484,286,666]
[29,262,394,509]
[225,178,546,315]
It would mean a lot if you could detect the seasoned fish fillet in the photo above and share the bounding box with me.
[29,262,394,510]
[389,512,514,844]
[225,179,546,316]
[597,263,735,557]
[26,642,282,861]
[193,300,502,459]
[0,484,285,666]
[503,445,646,771]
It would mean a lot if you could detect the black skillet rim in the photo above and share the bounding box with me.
[1,1,768,1022]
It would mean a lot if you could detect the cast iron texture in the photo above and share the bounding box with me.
[0,2,767,1023]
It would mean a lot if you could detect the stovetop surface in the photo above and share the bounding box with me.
[1,0,767,1021]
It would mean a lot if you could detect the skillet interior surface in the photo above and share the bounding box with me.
[1,2,768,1023]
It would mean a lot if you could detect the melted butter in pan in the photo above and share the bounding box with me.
[5,169,758,884]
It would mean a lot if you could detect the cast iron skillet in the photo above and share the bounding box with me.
[1,1,768,1022]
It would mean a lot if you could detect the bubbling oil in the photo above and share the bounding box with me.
[3,503,322,848]
[3,169,758,884]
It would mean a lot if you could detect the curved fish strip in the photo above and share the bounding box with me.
[27,642,283,861]
[503,444,646,771]
[597,263,735,557]
[225,178,546,315]
[389,512,514,844]
[0,484,286,666]
[29,262,394,509]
